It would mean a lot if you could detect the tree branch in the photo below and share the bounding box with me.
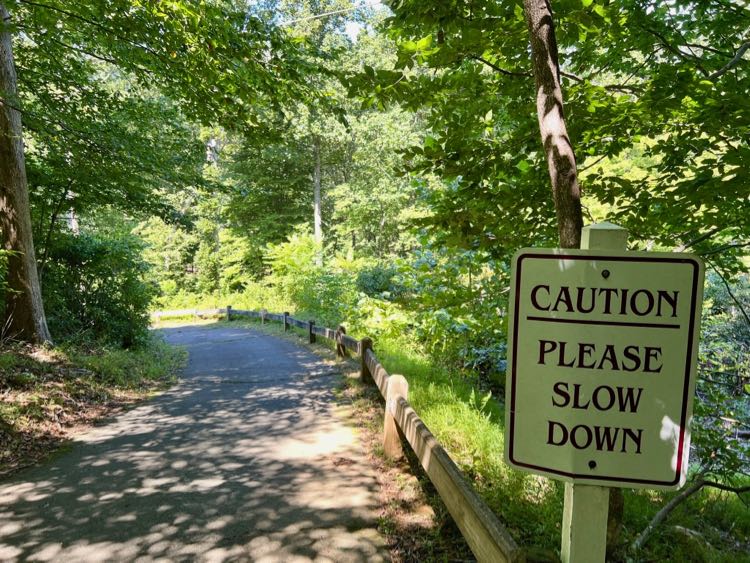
[700,241,750,256]
[713,0,748,17]
[0,95,126,159]
[578,153,607,173]
[677,226,724,251]
[17,0,170,65]
[703,480,750,496]
[710,41,750,79]
[631,476,706,552]
[685,43,731,57]
[707,259,750,329]
[38,179,72,279]
[643,27,709,76]
[554,69,643,93]
[20,26,153,76]
[470,55,529,77]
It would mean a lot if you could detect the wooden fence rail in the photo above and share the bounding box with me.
[341,334,360,353]
[152,307,531,563]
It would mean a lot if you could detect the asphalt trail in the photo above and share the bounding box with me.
[0,324,387,562]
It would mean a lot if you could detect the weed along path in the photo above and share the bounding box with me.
[0,324,388,562]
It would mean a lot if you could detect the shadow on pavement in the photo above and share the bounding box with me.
[0,324,386,562]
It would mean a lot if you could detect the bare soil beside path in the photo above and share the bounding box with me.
[0,324,388,562]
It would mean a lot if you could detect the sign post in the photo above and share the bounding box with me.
[562,223,627,563]
[505,223,704,563]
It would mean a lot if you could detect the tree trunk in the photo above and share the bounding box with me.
[0,4,52,343]
[522,0,622,545]
[312,135,323,266]
[522,0,584,248]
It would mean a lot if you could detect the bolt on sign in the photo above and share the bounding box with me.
[504,249,704,489]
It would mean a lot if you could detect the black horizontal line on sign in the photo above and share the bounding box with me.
[525,316,681,329]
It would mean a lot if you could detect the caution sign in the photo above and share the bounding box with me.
[504,249,704,489]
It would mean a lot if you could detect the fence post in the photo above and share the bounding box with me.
[260,309,267,325]
[308,320,316,344]
[226,305,232,321]
[384,374,408,459]
[284,312,289,332]
[360,337,373,383]
[336,325,348,358]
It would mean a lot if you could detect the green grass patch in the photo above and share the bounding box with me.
[154,288,291,315]
[67,337,186,389]
[370,335,564,551]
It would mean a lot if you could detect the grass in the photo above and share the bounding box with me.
[155,287,291,315]
[0,334,186,476]
[217,311,749,562]
[69,339,186,389]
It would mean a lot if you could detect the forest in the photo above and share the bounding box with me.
[0,0,748,561]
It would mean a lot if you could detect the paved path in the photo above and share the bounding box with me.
[0,325,387,562]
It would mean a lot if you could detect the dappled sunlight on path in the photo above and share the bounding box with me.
[0,325,387,562]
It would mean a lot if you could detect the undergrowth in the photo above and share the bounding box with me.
[0,334,185,476]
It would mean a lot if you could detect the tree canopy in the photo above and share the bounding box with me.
[347,0,749,264]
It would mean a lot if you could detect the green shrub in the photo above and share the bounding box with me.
[156,284,290,314]
[356,264,406,300]
[399,247,510,381]
[42,233,155,347]
[69,335,185,388]
[264,230,359,327]
[344,294,412,341]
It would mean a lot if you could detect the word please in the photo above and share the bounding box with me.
[538,340,663,373]
[530,285,679,317]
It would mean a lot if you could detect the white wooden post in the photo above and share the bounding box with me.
[561,222,627,563]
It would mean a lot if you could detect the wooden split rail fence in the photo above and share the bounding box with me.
[152,307,534,563]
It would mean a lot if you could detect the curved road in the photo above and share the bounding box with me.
[0,324,387,562]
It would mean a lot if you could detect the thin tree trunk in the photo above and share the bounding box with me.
[523,0,621,544]
[38,181,72,280]
[523,0,583,248]
[312,135,323,266]
[0,4,52,343]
